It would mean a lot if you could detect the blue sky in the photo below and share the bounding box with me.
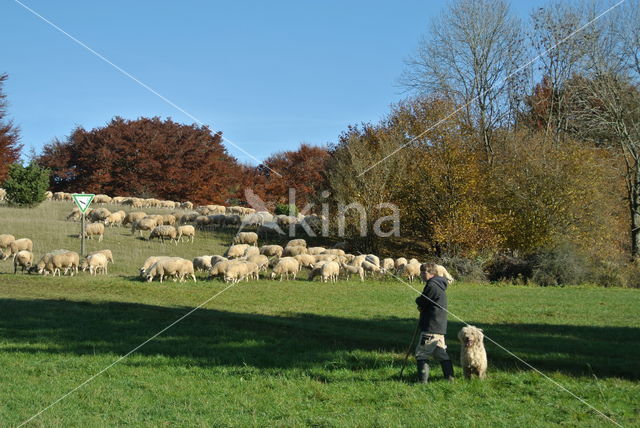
[2,0,548,163]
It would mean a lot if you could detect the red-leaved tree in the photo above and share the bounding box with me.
[0,74,23,182]
[38,116,242,204]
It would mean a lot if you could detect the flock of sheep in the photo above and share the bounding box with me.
[1,191,453,284]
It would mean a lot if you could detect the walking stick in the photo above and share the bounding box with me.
[399,318,421,378]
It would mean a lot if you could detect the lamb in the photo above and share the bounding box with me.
[395,257,408,270]
[382,258,395,273]
[245,262,260,280]
[36,250,79,276]
[149,225,178,244]
[294,253,317,269]
[123,211,147,226]
[320,261,340,283]
[259,244,283,258]
[233,232,258,246]
[13,250,33,274]
[340,263,365,282]
[243,246,260,258]
[270,257,300,281]
[350,254,366,267]
[286,238,307,248]
[226,244,250,259]
[82,253,109,275]
[307,260,330,281]
[307,247,326,255]
[193,255,214,272]
[2,238,33,260]
[283,245,307,257]
[131,217,158,236]
[177,225,196,243]
[87,249,114,264]
[398,262,420,281]
[81,223,105,242]
[139,256,171,277]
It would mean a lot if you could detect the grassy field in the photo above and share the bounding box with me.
[0,201,639,427]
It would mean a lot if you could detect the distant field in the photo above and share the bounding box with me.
[0,201,639,427]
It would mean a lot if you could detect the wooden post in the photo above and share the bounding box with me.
[81,212,85,257]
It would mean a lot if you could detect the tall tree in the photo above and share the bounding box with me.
[401,0,527,162]
[38,117,241,205]
[0,74,22,183]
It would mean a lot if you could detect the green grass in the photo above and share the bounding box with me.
[0,201,639,427]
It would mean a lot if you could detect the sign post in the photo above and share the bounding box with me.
[72,194,95,256]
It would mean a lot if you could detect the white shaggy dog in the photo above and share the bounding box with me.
[458,325,487,379]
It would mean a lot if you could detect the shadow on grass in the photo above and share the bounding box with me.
[0,298,637,380]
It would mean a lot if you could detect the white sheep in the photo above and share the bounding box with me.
[87,249,114,264]
[149,225,178,244]
[246,254,269,272]
[36,250,79,276]
[395,257,408,270]
[177,225,196,243]
[13,250,33,274]
[0,234,15,251]
[284,246,307,257]
[340,263,365,282]
[294,253,316,269]
[2,238,33,260]
[361,260,381,277]
[233,232,258,246]
[193,255,214,272]
[139,256,171,277]
[84,253,109,275]
[243,246,260,258]
[307,247,326,255]
[320,261,340,283]
[286,238,307,248]
[81,223,105,242]
[270,257,300,281]
[398,262,420,282]
[226,244,250,259]
[259,245,283,258]
[131,217,158,236]
[382,258,395,273]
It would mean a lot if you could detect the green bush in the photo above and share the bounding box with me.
[3,163,50,207]
[275,203,298,216]
[438,256,487,283]
[485,254,533,283]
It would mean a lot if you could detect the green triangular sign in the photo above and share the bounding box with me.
[72,194,95,214]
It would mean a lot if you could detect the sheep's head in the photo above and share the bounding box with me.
[458,326,484,348]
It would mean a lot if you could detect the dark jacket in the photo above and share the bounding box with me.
[415,275,449,335]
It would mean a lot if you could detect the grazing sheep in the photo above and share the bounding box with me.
[226,244,250,259]
[395,257,408,270]
[259,244,283,258]
[161,200,176,209]
[320,261,340,283]
[177,225,196,242]
[315,254,337,263]
[123,211,147,226]
[397,262,420,281]
[104,210,126,227]
[44,191,53,200]
[139,256,171,277]
[243,246,260,258]
[340,263,365,282]
[286,239,307,248]
[246,254,269,272]
[146,257,195,283]
[36,250,79,276]
[193,255,214,272]
[88,208,111,222]
[161,214,176,226]
[0,188,5,202]
[208,214,226,228]
[224,262,250,283]
[458,326,487,379]
[283,245,307,257]
[307,247,326,255]
[209,259,242,279]
[81,223,105,242]
[181,201,194,210]
[93,194,112,204]
[409,258,420,265]
[13,250,33,274]
[323,248,346,257]
[87,249,114,264]
[2,238,33,260]
[131,217,158,236]
[149,225,178,244]
[210,255,228,265]
[270,257,300,281]
[365,254,380,267]
[66,207,83,221]
[233,232,258,246]
[294,253,317,269]
[0,234,16,251]
[83,253,109,275]
[224,214,241,227]
[436,264,455,284]
[361,260,381,277]
[381,258,395,273]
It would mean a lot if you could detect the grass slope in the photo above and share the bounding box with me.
[0,202,639,427]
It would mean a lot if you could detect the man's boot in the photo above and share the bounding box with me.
[441,359,454,381]
[417,360,430,383]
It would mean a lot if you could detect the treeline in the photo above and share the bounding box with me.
[1,0,639,285]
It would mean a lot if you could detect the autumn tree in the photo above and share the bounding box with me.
[243,144,330,209]
[0,74,22,183]
[37,117,241,205]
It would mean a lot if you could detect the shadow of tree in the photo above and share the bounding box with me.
[0,298,637,380]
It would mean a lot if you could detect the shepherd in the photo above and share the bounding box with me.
[415,262,455,383]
